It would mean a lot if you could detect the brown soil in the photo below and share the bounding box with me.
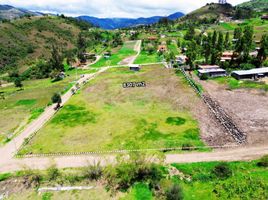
[199,79,268,146]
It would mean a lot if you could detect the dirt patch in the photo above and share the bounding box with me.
[199,79,268,146]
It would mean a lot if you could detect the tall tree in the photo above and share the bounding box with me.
[257,34,268,66]
[186,41,198,69]
[217,32,224,53]
[242,26,254,61]
[224,32,230,49]
[77,33,87,63]
[234,27,242,40]
[49,45,64,72]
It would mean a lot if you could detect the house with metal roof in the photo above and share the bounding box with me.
[231,67,268,80]
[198,68,227,78]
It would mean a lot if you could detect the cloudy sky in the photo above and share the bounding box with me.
[0,0,247,18]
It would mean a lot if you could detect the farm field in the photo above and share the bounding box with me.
[20,65,206,154]
[0,69,97,144]
[91,41,137,67]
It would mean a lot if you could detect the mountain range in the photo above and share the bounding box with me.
[0,4,184,29]
[77,12,185,29]
[0,5,44,20]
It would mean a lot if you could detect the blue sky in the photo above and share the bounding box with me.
[0,0,247,18]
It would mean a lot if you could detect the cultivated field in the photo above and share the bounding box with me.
[20,65,207,154]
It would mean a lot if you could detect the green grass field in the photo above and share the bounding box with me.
[0,69,96,144]
[134,51,163,64]
[212,76,268,91]
[20,65,204,154]
[172,160,268,200]
[91,41,137,67]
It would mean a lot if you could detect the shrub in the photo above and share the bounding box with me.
[212,163,232,179]
[257,155,268,167]
[47,165,60,181]
[200,73,209,80]
[182,143,194,151]
[51,93,62,104]
[83,161,103,181]
[166,184,183,200]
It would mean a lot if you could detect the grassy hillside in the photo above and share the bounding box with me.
[181,3,234,21]
[237,0,268,12]
[0,16,88,73]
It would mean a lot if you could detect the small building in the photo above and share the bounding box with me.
[261,15,268,20]
[103,52,111,59]
[148,36,158,41]
[198,68,227,78]
[198,65,220,70]
[158,45,167,52]
[129,64,141,72]
[221,51,233,62]
[176,55,188,66]
[83,53,96,60]
[249,51,258,57]
[231,67,268,80]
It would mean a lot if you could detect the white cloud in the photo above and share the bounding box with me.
[0,0,247,18]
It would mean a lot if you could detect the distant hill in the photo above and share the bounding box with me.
[180,3,234,21]
[236,0,268,12]
[77,12,184,30]
[0,4,43,20]
[0,16,91,72]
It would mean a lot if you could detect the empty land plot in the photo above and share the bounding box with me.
[20,65,207,154]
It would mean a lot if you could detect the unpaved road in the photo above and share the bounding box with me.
[119,40,142,65]
[0,145,267,173]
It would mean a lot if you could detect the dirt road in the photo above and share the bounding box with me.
[118,40,142,65]
[0,145,267,173]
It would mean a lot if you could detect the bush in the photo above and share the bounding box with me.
[47,165,60,181]
[166,184,183,200]
[51,93,62,104]
[83,161,103,181]
[182,143,194,151]
[257,155,268,167]
[212,163,232,179]
[200,73,209,80]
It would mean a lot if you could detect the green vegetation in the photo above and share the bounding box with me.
[213,76,268,91]
[134,51,162,64]
[92,42,136,67]
[19,65,204,154]
[2,155,268,200]
[172,159,268,200]
[0,69,95,144]
[0,16,82,73]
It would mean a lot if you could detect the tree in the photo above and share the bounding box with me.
[186,41,198,69]
[184,26,195,41]
[242,26,254,61]
[166,184,183,200]
[49,45,64,72]
[257,34,268,66]
[77,33,87,63]
[212,31,218,46]
[224,32,230,49]
[234,27,242,40]
[51,93,62,104]
[217,32,224,52]
[14,78,23,89]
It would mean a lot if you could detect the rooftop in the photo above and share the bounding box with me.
[198,68,226,73]
[198,65,220,70]
[232,67,268,76]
